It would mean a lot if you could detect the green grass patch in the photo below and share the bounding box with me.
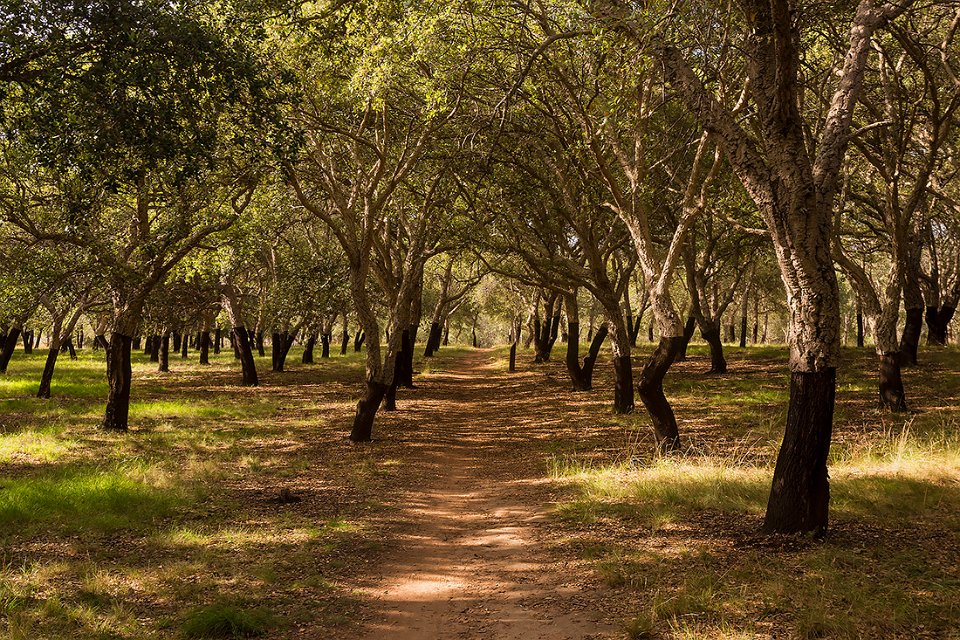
[181,603,272,638]
[0,465,181,535]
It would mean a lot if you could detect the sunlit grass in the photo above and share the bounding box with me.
[0,465,182,536]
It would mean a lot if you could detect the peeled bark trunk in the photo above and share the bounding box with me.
[37,347,59,399]
[424,321,442,357]
[321,333,331,358]
[0,327,22,373]
[180,331,189,359]
[341,320,350,355]
[199,332,211,364]
[350,381,387,442]
[354,331,365,352]
[565,322,588,391]
[701,326,727,374]
[303,334,316,363]
[612,354,634,414]
[102,332,133,431]
[158,333,170,372]
[878,353,908,412]
[637,337,684,452]
[899,307,922,366]
[149,335,160,362]
[233,327,258,386]
[739,315,748,348]
[509,342,517,372]
[214,327,221,354]
[22,331,33,354]
[856,310,864,347]
[926,305,954,346]
[256,331,265,357]
[674,316,696,362]
[172,331,182,353]
[762,369,835,537]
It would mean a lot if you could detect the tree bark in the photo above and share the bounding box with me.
[102,332,133,431]
[303,333,316,363]
[158,332,170,372]
[0,326,22,373]
[878,353,908,412]
[701,325,727,374]
[199,331,211,364]
[351,381,387,442]
[899,307,922,366]
[37,347,59,399]
[637,336,684,452]
[233,327,259,386]
[762,369,835,537]
[674,316,696,362]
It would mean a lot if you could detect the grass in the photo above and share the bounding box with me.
[0,344,395,639]
[181,603,272,638]
[2,339,959,639]
[544,344,960,639]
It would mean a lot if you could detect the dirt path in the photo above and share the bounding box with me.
[350,350,614,639]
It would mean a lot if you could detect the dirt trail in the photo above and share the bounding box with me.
[351,350,614,639]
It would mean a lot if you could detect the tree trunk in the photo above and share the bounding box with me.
[701,325,727,374]
[180,330,189,358]
[856,309,865,347]
[37,347,60,399]
[102,332,133,431]
[637,337,684,452]
[321,333,331,358]
[256,331,265,357]
[351,381,387,442]
[878,353,908,412]
[674,316,696,362]
[0,326,22,373]
[354,330,365,352]
[341,317,350,355]
[424,321,442,357]
[762,369,835,537]
[442,322,449,346]
[303,333,316,363]
[509,342,517,372]
[400,328,414,388]
[565,321,588,391]
[581,326,608,390]
[899,308,922,366]
[199,332,211,364]
[233,327,258,386]
[158,333,170,372]
[739,315,748,348]
[214,327,221,354]
[612,354,634,414]
[149,335,160,362]
[22,330,33,354]
[172,331,182,353]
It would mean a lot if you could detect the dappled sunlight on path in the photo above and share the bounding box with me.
[349,350,613,639]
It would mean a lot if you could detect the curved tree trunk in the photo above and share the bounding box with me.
[700,324,727,374]
[233,327,259,386]
[637,336,684,452]
[899,307,922,366]
[878,353,907,411]
[0,327,21,374]
[37,347,59,399]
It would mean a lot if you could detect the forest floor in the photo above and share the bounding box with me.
[1,341,959,639]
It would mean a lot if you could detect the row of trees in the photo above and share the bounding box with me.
[2,0,959,536]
